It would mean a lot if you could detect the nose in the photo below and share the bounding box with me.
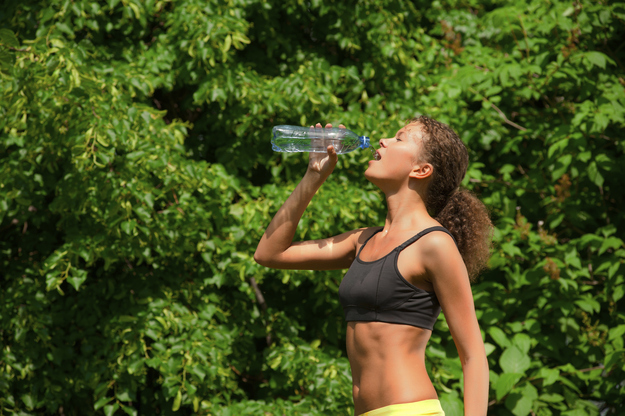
[379,138,388,148]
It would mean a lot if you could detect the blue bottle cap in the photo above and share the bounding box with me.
[360,136,370,149]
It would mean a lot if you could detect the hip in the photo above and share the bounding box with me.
[358,399,445,416]
[351,366,438,416]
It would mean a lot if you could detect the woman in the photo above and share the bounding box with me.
[254,116,492,416]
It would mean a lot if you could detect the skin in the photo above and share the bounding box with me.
[255,122,489,416]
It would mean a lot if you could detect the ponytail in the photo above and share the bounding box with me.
[409,115,493,281]
[435,188,493,281]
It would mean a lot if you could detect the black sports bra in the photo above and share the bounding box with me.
[338,226,456,330]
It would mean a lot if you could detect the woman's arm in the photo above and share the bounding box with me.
[421,233,489,416]
[254,123,363,270]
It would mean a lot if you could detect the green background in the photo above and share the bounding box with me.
[1,0,624,415]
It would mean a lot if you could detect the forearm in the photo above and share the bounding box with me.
[462,354,489,416]
[254,170,325,264]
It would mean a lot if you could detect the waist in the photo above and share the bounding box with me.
[347,322,436,413]
[352,358,437,404]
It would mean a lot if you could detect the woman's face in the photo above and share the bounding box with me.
[364,122,429,185]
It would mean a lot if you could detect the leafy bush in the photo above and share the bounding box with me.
[1,0,623,415]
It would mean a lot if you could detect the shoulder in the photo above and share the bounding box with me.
[420,228,457,251]
[417,228,463,270]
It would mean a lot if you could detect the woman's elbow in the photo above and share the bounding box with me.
[253,250,268,266]
[253,249,277,268]
[459,346,489,368]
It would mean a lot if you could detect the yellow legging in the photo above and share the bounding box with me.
[359,399,445,416]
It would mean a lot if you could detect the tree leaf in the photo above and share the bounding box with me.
[495,373,523,401]
[21,394,34,410]
[0,28,19,48]
[587,161,604,188]
[94,396,113,410]
[538,368,560,387]
[512,333,531,354]
[489,326,511,349]
[500,346,531,374]
[104,404,120,416]
[505,383,537,416]
[585,51,607,69]
[172,389,182,411]
[67,269,88,291]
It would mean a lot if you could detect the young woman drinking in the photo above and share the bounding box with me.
[254,116,492,416]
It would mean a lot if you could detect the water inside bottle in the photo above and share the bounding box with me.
[368,145,377,158]
[272,135,376,156]
[272,137,347,153]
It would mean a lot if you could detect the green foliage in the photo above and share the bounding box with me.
[1,0,624,415]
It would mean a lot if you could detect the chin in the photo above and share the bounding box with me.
[363,168,380,186]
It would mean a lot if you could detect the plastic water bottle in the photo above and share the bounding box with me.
[271,125,370,154]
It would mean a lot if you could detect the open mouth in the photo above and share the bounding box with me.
[374,150,381,161]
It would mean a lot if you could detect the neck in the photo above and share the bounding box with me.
[381,186,432,233]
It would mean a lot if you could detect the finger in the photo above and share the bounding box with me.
[339,124,346,129]
[315,123,322,128]
[328,146,338,162]
[325,123,332,129]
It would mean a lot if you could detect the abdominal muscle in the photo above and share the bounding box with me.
[346,321,437,415]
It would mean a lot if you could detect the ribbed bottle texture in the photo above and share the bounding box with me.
[271,125,370,154]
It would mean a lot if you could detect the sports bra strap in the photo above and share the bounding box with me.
[396,226,458,251]
[356,227,383,257]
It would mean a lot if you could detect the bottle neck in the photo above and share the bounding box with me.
[359,136,370,149]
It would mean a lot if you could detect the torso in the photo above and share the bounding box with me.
[345,226,443,415]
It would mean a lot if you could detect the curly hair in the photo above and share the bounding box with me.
[410,115,493,281]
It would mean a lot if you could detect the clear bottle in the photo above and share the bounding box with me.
[271,125,370,154]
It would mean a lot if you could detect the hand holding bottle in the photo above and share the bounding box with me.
[306,123,342,180]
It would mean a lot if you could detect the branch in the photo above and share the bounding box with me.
[249,277,272,345]
[573,365,604,373]
[5,45,30,53]
[468,87,527,131]
[249,277,267,312]
[489,102,527,131]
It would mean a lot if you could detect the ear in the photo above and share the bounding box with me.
[409,162,433,180]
